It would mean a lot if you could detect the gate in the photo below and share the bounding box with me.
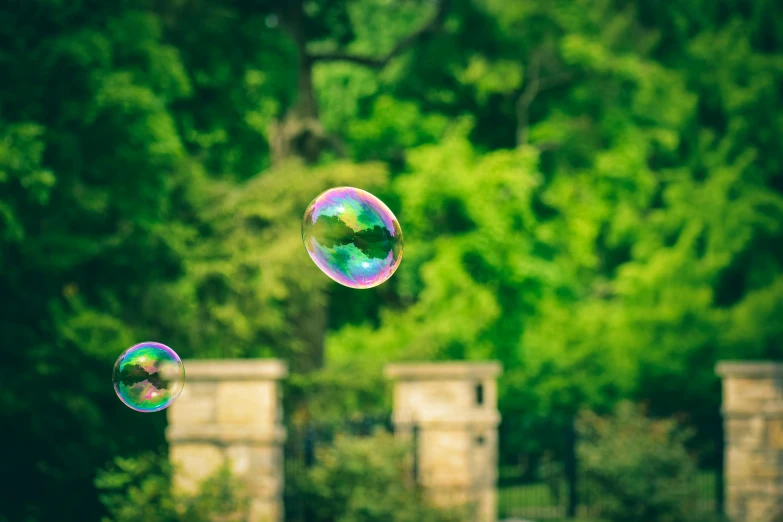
[498,415,580,520]
[283,414,418,522]
[498,413,724,520]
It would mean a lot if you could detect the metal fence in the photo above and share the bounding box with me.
[497,415,724,520]
[283,414,418,522]
[283,412,722,521]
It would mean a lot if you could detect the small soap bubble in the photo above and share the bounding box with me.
[112,342,185,412]
[302,187,403,289]
[265,14,278,28]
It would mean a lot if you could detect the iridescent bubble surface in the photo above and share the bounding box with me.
[112,342,185,412]
[302,187,403,289]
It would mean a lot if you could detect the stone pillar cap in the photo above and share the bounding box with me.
[716,361,783,378]
[384,361,502,380]
[183,359,288,381]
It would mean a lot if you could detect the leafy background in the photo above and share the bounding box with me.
[0,0,781,520]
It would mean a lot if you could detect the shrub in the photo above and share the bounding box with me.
[95,451,247,522]
[180,466,249,522]
[576,402,701,522]
[95,452,178,522]
[287,431,464,522]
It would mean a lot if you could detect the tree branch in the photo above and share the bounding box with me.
[516,51,574,146]
[308,0,450,68]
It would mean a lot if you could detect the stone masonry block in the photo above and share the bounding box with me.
[470,429,498,487]
[476,488,497,522]
[745,493,783,522]
[387,363,501,423]
[167,381,218,426]
[248,498,280,522]
[170,443,225,494]
[217,381,276,426]
[724,378,782,415]
[727,416,766,450]
[426,487,472,508]
[225,444,252,477]
[767,419,783,450]
[419,429,472,487]
[246,473,284,498]
[393,381,469,422]
[727,447,780,480]
[250,446,282,472]
[725,485,745,519]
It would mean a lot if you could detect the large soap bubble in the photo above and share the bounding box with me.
[302,187,403,289]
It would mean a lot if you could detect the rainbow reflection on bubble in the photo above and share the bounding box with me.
[302,187,403,289]
[112,342,185,413]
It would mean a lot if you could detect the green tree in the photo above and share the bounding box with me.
[324,0,783,464]
[577,403,701,522]
[0,2,197,520]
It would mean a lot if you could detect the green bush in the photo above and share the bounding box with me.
[95,451,248,522]
[576,402,701,522]
[287,431,464,522]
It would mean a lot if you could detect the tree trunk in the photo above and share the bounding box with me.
[271,0,331,164]
[274,0,328,374]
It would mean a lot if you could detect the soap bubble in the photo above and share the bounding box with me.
[112,342,185,412]
[302,187,403,289]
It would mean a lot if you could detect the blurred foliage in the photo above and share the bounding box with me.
[286,360,391,424]
[576,402,702,522]
[96,452,178,522]
[286,431,465,522]
[95,452,248,522]
[0,0,782,519]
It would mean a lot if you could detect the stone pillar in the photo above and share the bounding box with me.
[384,362,502,522]
[166,359,287,522]
[717,362,783,522]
